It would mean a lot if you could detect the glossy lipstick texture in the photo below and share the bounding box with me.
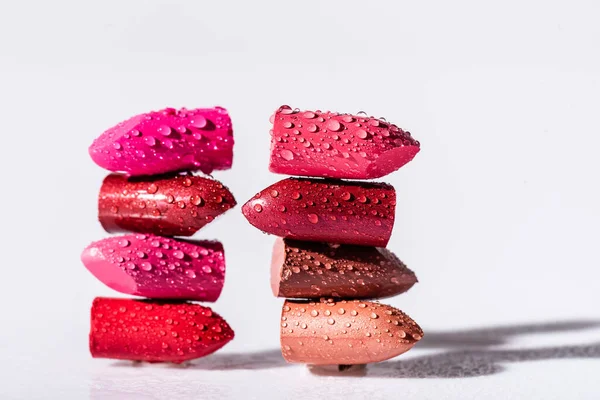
[90,297,234,363]
[271,238,416,299]
[82,234,226,301]
[269,106,419,179]
[242,178,395,247]
[89,107,234,176]
[99,174,236,237]
[280,299,423,365]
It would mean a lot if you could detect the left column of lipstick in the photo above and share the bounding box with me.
[82,107,236,363]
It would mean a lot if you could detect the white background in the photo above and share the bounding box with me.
[1,0,599,399]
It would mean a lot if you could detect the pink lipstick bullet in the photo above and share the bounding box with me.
[82,234,226,301]
[89,107,234,176]
[269,106,419,179]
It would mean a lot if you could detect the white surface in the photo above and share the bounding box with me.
[1,0,600,399]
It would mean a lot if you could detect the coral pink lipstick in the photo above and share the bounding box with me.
[269,106,419,179]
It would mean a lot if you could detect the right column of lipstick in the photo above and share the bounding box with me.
[243,105,423,368]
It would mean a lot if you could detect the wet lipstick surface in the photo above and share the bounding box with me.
[269,106,420,179]
[85,106,236,362]
[271,238,416,299]
[243,178,395,247]
[280,299,423,365]
[99,173,236,237]
[90,298,234,363]
[82,234,226,301]
[243,106,423,367]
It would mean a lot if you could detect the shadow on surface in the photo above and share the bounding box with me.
[419,320,600,348]
[109,349,287,370]
[311,319,600,378]
[108,320,600,378]
[368,342,600,378]
[188,349,288,370]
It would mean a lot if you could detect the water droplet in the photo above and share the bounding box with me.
[310,310,319,317]
[158,125,171,136]
[118,239,130,247]
[338,308,345,315]
[356,129,368,139]
[131,129,141,137]
[292,192,301,200]
[167,195,175,204]
[190,115,207,128]
[173,250,184,259]
[280,149,294,161]
[182,177,192,187]
[357,195,367,203]
[190,195,204,206]
[351,310,358,316]
[307,124,318,132]
[303,111,316,119]
[370,312,378,319]
[283,121,293,129]
[253,203,263,213]
[185,269,196,278]
[112,142,122,150]
[137,251,147,258]
[341,192,352,201]
[140,262,152,271]
[307,214,319,224]
[327,318,335,325]
[327,120,341,131]
[144,136,157,146]
[202,265,212,274]
[369,119,380,127]
[322,335,329,340]
[270,190,279,198]
[292,267,301,273]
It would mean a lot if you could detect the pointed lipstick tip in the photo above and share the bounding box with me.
[98,173,236,236]
[82,234,226,301]
[241,178,395,246]
[90,297,234,362]
[280,299,423,365]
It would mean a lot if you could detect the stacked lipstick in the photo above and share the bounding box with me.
[243,105,424,367]
[82,107,236,363]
